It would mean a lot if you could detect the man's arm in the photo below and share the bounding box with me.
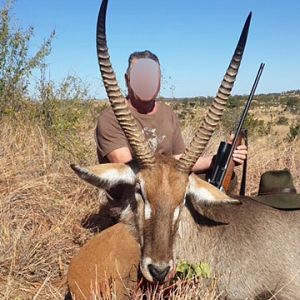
[105,140,247,168]
[106,147,133,163]
[174,144,248,174]
[173,154,214,173]
[96,108,133,163]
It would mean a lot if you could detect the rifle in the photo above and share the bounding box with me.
[208,63,265,192]
[239,129,248,196]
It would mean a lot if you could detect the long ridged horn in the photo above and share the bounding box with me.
[176,12,252,173]
[96,0,155,168]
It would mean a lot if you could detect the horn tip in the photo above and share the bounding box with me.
[70,164,77,171]
[245,12,252,25]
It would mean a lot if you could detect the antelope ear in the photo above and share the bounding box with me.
[70,163,136,190]
[187,173,240,206]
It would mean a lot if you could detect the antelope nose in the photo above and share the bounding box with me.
[148,264,170,283]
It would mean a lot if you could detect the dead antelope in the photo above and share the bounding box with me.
[68,0,300,299]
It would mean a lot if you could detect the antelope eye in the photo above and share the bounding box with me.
[135,181,142,194]
[135,181,147,204]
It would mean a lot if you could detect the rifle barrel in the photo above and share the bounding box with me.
[217,63,265,189]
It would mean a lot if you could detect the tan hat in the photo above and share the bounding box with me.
[252,169,300,210]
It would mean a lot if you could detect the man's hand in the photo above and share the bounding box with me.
[228,134,248,166]
[232,144,248,165]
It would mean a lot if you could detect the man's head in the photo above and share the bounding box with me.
[125,50,161,102]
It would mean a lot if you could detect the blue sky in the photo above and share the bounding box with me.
[5,0,300,99]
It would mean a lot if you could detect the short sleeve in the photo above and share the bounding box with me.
[95,108,129,161]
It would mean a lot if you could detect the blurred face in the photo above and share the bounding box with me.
[126,58,161,102]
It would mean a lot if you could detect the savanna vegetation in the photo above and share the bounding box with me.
[1,2,299,299]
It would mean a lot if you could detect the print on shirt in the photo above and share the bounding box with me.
[142,127,166,152]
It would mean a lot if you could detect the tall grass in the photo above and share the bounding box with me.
[0,117,98,299]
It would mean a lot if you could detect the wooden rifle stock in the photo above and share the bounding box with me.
[208,133,244,192]
[221,133,244,193]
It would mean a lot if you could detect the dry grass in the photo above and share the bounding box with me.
[131,277,222,300]
[0,118,100,299]
[68,276,222,300]
[0,106,299,299]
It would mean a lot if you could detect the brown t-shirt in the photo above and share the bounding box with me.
[95,102,185,163]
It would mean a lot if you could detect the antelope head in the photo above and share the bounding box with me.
[71,0,251,284]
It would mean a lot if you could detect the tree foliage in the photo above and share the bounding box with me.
[0,0,54,116]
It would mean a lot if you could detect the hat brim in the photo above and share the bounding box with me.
[252,194,300,210]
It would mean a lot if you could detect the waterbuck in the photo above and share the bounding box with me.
[68,0,300,299]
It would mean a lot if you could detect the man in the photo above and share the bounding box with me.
[96,50,247,174]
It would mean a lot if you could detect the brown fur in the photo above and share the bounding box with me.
[141,158,188,253]
[175,197,300,299]
[140,155,189,209]
[68,223,140,300]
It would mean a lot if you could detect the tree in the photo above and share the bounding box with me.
[0,0,54,116]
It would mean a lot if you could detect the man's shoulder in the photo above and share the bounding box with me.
[99,106,114,118]
[157,101,176,116]
[98,106,117,122]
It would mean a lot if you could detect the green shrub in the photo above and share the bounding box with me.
[176,259,211,279]
[276,116,289,125]
[12,66,105,162]
[221,109,271,136]
[284,97,300,113]
[243,113,271,136]
[287,119,300,141]
[0,0,54,117]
